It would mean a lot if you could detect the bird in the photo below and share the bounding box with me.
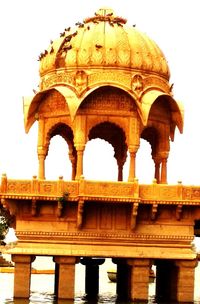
[60,32,65,37]
[65,27,71,32]
[170,83,174,92]
[95,44,103,49]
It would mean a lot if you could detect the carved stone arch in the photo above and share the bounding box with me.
[77,85,139,116]
[45,122,77,179]
[141,126,159,157]
[88,121,128,181]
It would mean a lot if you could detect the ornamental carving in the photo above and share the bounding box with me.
[40,72,74,90]
[74,70,88,95]
[39,91,68,115]
[80,87,136,114]
[84,181,134,197]
[143,75,170,93]
[131,74,143,95]
[89,71,131,88]
[7,181,31,194]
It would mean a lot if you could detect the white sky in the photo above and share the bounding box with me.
[0,0,200,184]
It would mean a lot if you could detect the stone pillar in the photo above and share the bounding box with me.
[113,258,129,301]
[75,145,85,180]
[37,147,47,180]
[12,254,35,298]
[127,258,150,302]
[69,151,77,180]
[118,162,123,181]
[160,152,169,184]
[175,259,197,303]
[153,156,161,184]
[81,257,105,299]
[128,145,139,182]
[53,256,79,299]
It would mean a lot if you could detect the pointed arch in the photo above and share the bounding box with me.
[141,90,184,139]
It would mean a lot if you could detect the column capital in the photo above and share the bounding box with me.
[158,151,169,159]
[12,254,35,264]
[175,259,198,268]
[129,145,139,153]
[127,258,150,267]
[53,256,79,265]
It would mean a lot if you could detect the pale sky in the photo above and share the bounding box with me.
[0,0,200,184]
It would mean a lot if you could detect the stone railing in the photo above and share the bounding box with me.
[1,174,200,204]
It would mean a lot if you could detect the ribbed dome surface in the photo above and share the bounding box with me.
[39,8,170,79]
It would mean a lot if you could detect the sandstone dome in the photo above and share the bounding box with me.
[39,8,170,80]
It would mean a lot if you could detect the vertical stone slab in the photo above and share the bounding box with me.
[175,260,197,303]
[127,258,150,302]
[54,256,78,299]
[12,254,35,298]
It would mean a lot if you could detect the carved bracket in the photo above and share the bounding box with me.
[131,202,139,230]
[176,204,182,221]
[31,199,38,217]
[56,192,69,218]
[57,200,63,218]
[151,203,158,221]
[77,200,84,229]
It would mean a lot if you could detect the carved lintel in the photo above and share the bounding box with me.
[77,200,84,229]
[176,204,182,221]
[131,202,139,230]
[31,199,37,217]
[151,203,158,221]
[57,200,63,218]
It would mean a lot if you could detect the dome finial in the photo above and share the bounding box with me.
[84,7,127,24]
[95,7,114,17]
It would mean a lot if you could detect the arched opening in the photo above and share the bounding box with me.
[45,135,72,180]
[136,139,154,183]
[84,138,117,181]
[45,123,76,180]
[86,121,128,181]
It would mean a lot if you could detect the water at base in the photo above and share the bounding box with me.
[1,260,200,304]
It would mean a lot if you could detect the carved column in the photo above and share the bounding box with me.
[160,152,169,184]
[175,259,197,303]
[117,160,123,181]
[12,254,35,298]
[81,258,105,299]
[69,153,77,180]
[75,145,85,180]
[37,147,47,180]
[128,145,139,182]
[127,258,150,302]
[153,156,162,183]
[53,256,79,299]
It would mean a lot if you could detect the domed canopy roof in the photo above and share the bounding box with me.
[39,8,170,79]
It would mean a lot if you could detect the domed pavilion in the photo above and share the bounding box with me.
[24,7,183,183]
[2,8,199,304]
